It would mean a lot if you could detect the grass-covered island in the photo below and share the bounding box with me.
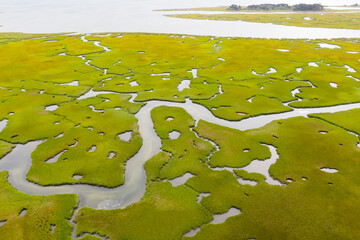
[227,3,324,11]
[164,3,360,30]
[0,32,359,239]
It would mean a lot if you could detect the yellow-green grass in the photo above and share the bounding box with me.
[150,106,248,213]
[166,12,360,30]
[84,34,360,120]
[26,96,142,187]
[0,140,14,159]
[73,107,215,239]
[0,35,104,88]
[193,119,271,168]
[234,169,267,182]
[0,93,72,143]
[143,151,171,183]
[0,32,69,43]
[1,32,360,189]
[310,108,360,135]
[151,106,213,179]
[1,32,360,238]
[0,86,143,188]
[185,175,359,240]
[0,171,78,239]
[196,116,360,184]
[1,33,360,188]
[76,106,360,239]
[0,33,146,187]
[184,109,360,238]
[88,93,145,114]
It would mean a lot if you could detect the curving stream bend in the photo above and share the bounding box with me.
[1,93,360,209]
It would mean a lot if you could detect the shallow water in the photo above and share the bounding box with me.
[318,43,341,49]
[177,80,191,92]
[77,88,118,100]
[183,206,241,237]
[168,172,195,187]
[129,81,139,87]
[320,167,338,173]
[45,105,59,111]
[237,177,258,186]
[59,80,79,86]
[211,207,241,224]
[118,131,132,142]
[345,64,357,73]
[1,0,360,38]
[168,130,181,140]
[45,150,67,163]
[0,119,8,132]
[212,144,282,185]
[240,145,283,185]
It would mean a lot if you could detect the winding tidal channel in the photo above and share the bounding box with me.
[1,93,360,210]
